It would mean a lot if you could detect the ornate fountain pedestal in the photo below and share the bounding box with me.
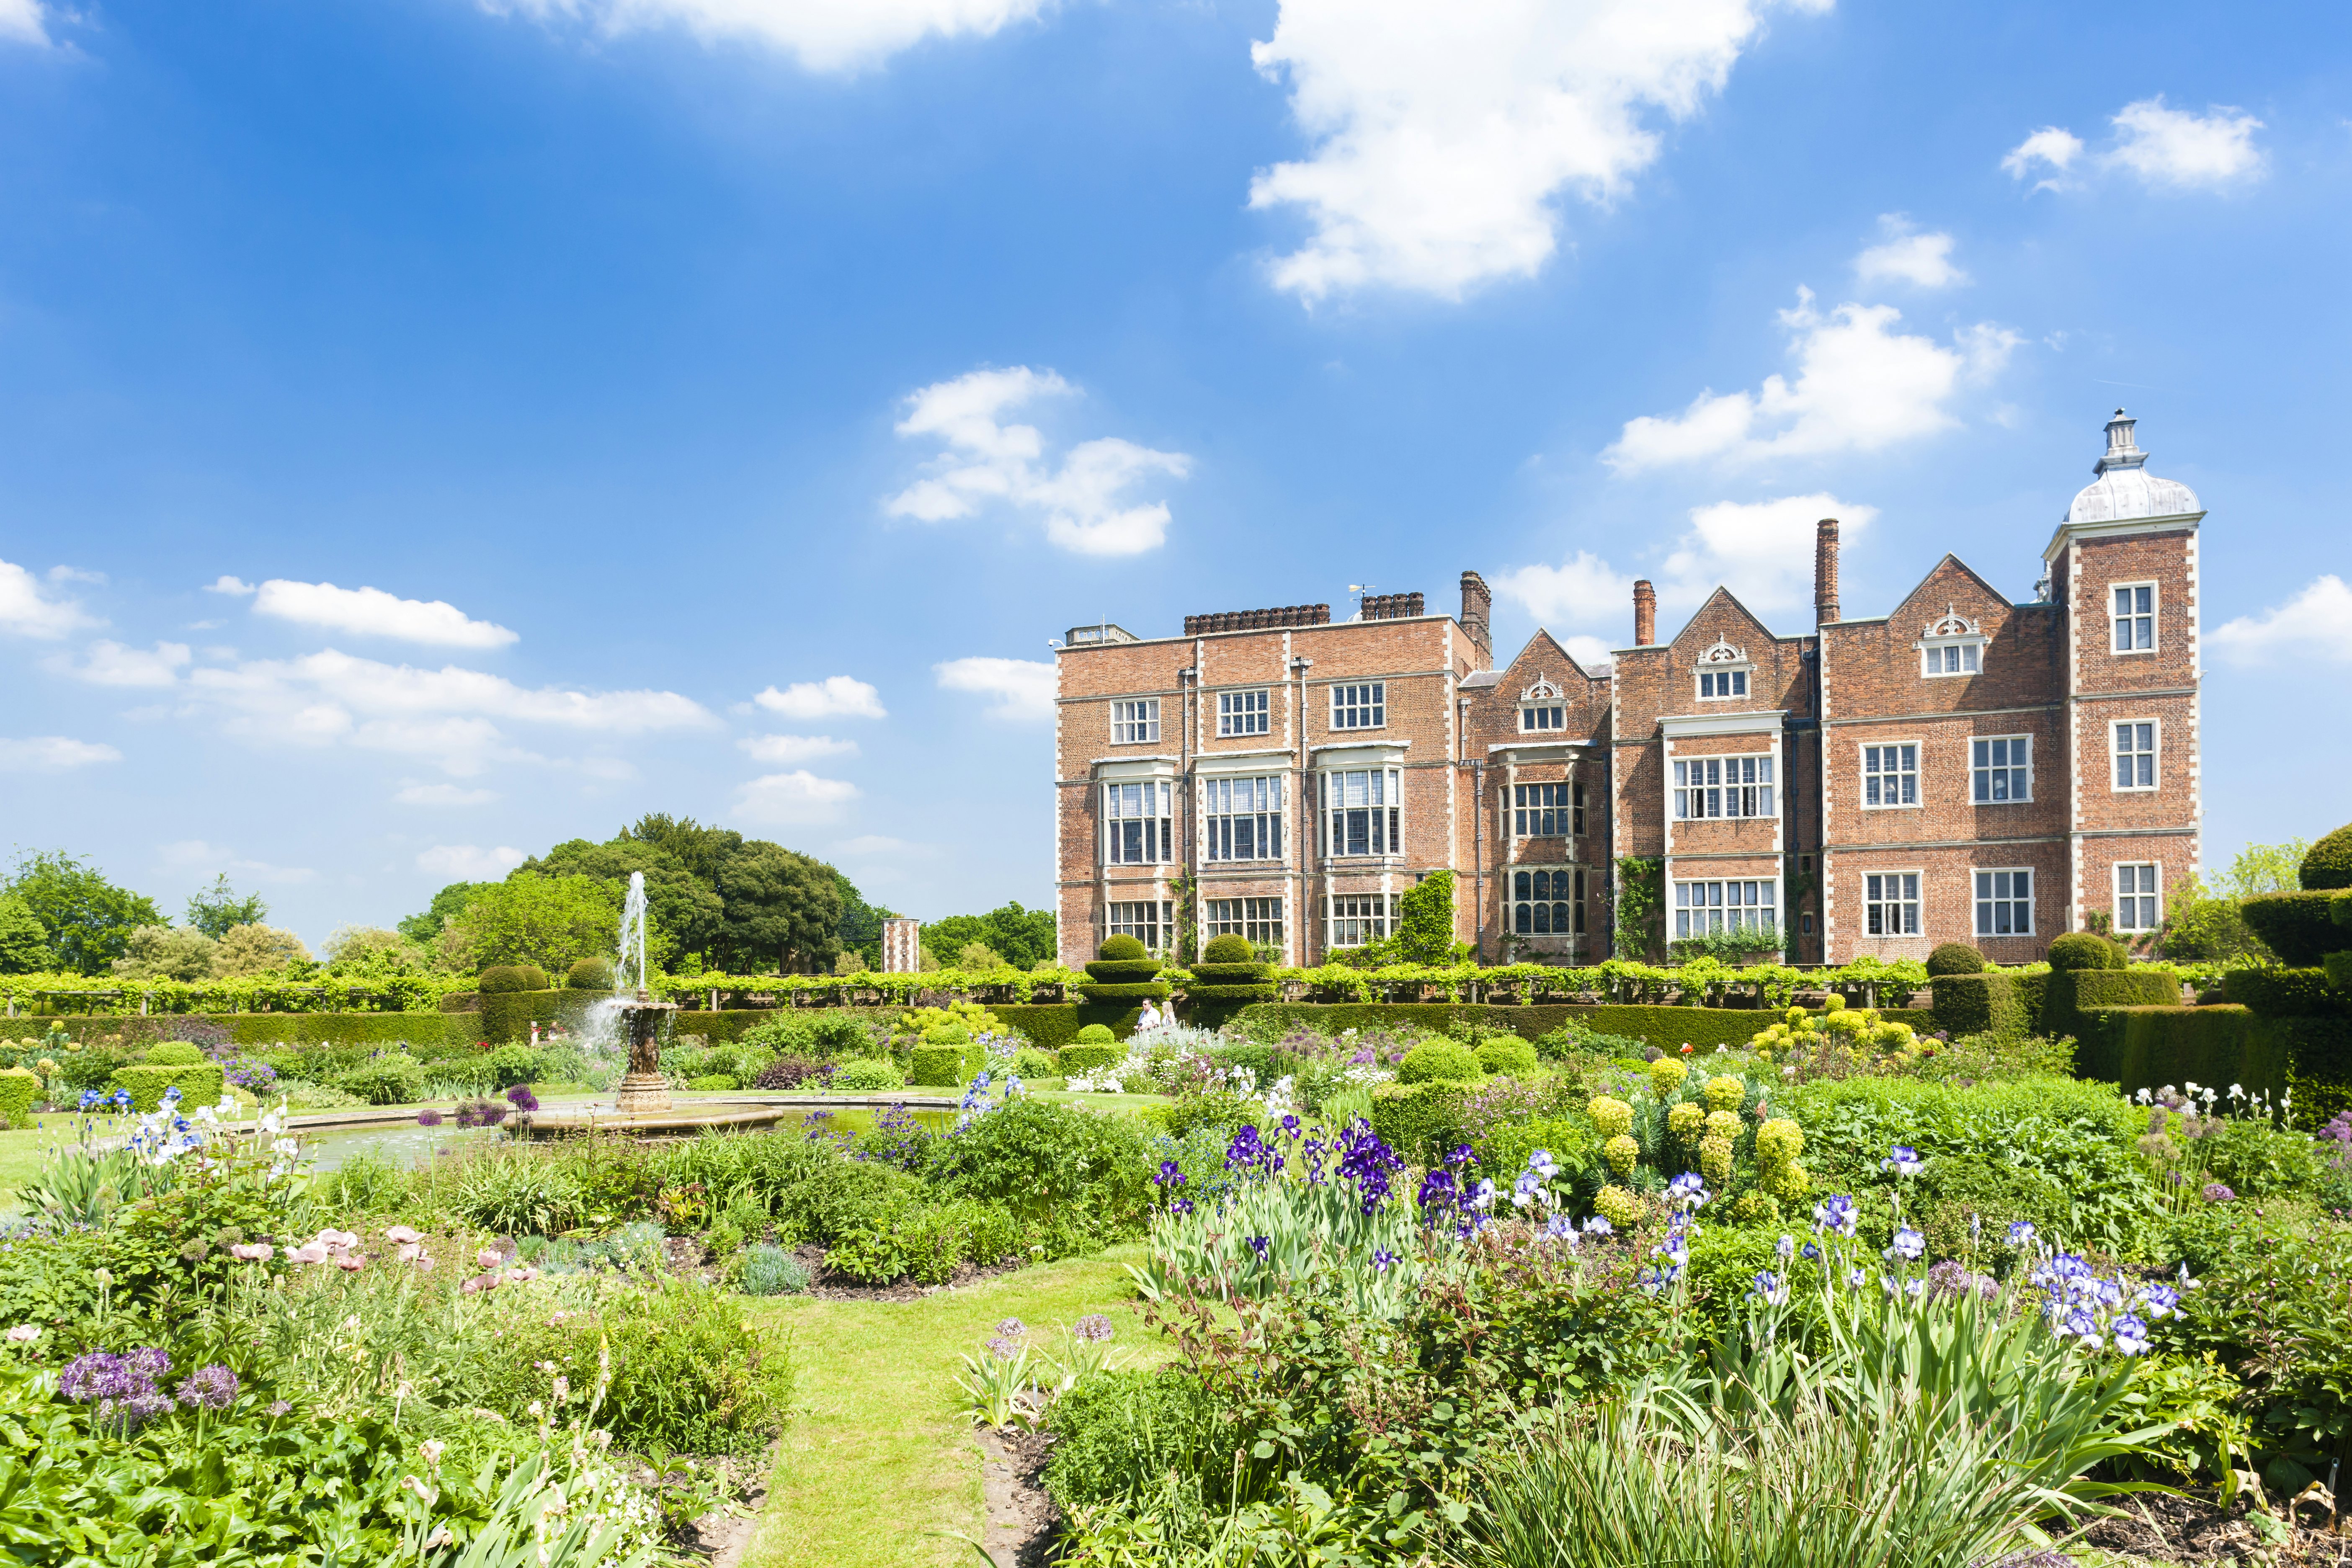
[611,989,678,1117]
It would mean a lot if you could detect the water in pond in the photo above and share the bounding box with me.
[298,1103,958,1172]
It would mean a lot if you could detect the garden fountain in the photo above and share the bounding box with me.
[608,872,677,1117]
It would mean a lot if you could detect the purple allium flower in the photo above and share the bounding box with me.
[175,1364,239,1411]
[60,1348,175,1431]
[2200,1182,2235,1203]
[994,1317,1024,1338]
[453,1102,476,1128]
[416,1109,443,1127]
[1925,1259,1999,1302]
[505,1085,539,1112]
[1073,1314,1114,1344]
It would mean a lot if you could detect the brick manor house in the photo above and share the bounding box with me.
[1053,410,2204,968]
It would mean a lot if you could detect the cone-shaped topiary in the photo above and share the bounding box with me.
[1926,942,1986,976]
[2303,824,2352,891]
[2046,932,2121,972]
[1079,936,1169,1006]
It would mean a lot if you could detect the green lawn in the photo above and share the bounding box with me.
[740,1243,1163,1568]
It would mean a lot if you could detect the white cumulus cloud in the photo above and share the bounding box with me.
[0,735,123,771]
[482,0,1051,73]
[732,769,860,825]
[0,557,99,638]
[417,844,526,880]
[395,782,500,806]
[2004,99,2263,193]
[0,0,46,44]
[1490,551,1634,662]
[1604,289,2017,472]
[2208,576,2352,667]
[251,580,520,648]
[206,575,258,596]
[935,655,1055,721]
[739,733,859,764]
[1245,0,1830,302]
[44,640,193,688]
[1853,214,1965,289]
[884,366,1192,556]
[753,676,886,720]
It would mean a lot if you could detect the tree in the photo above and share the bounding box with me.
[2213,839,2311,899]
[322,925,422,972]
[3,851,163,975]
[832,868,893,968]
[453,875,619,975]
[0,896,50,974]
[1396,870,1459,965]
[523,837,721,965]
[215,923,312,977]
[618,814,745,890]
[184,874,269,940]
[112,924,220,981]
[2156,874,2273,963]
[957,941,1005,970]
[398,881,498,947]
[716,842,841,972]
[921,903,1057,971]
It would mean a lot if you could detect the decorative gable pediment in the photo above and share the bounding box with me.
[1697,637,1751,668]
[1520,676,1563,702]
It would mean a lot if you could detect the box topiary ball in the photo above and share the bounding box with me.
[144,1041,206,1066]
[478,965,549,993]
[1072,1023,1118,1045]
[2303,823,2352,891]
[1926,942,1986,977]
[567,958,614,990]
[1474,1037,1539,1078]
[1200,933,1255,965]
[2046,932,2121,972]
[1097,935,1148,961]
[1398,1040,1481,1085]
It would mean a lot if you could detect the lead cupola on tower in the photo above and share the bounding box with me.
[2063,409,2201,524]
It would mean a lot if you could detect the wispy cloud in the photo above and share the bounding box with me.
[2004,98,2264,193]
[739,733,859,764]
[44,640,193,688]
[482,0,1052,74]
[2208,576,2352,667]
[416,844,525,880]
[0,735,123,771]
[1853,214,1965,289]
[753,676,886,720]
[395,782,500,806]
[0,556,100,639]
[250,580,520,648]
[935,655,1055,720]
[732,770,860,825]
[160,839,316,884]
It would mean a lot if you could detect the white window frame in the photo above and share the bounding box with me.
[1671,755,1776,820]
[2111,719,2159,792]
[1513,781,1581,838]
[1320,766,1401,858]
[1204,896,1283,949]
[1970,734,2032,805]
[1102,779,1173,865]
[1918,607,1988,678]
[1106,900,1173,955]
[1326,893,1398,949]
[1216,689,1270,738]
[1330,682,1386,730]
[1520,702,1566,732]
[1860,742,1920,810]
[1201,774,1285,862]
[1110,699,1160,745]
[1511,867,1586,938]
[1862,872,1920,938]
[2110,581,2158,655]
[1973,867,2035,939]
[1696,668,1750,701]
[2115,863,2162,933]
[1673,878,1778,940]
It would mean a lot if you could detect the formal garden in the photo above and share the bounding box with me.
[0,825,2347,1565]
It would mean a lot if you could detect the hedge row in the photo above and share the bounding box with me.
[2071,1004,2284,1102]
[1226,1002,1931,1055]
[1930,968,2179,1040]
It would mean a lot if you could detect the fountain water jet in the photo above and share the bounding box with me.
[609,872,678,1117]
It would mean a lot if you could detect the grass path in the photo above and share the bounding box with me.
[739,1243,1163,1568]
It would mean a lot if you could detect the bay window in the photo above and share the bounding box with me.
[1203,774,1284,862]
[1327,894,1398,948]
[1513,868,1586,936]
[1106,900,1173,955]
[1514,781,1583,837]
[1205,897,1283,949]
[1674,879,1777,939]
[1321,767,1400,857]
[1103,779,1173,864]
[1672,755,1775,819]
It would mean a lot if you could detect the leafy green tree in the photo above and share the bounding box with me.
[397,880,498,946]
[2156,874,2272,963]
[832,868,893,968]
[716,842,841,972]
[184,874,269,939]
[215,922,313,977]
[3,851,163,975]
[522,836,722,964]
[321,925,424,972]
[619,813,745,890]
[2214,839,2311,898]
[112,924,221,981]
[1396,870,1459,965]
[0,895,50,974]
[454,875,619,975]
[921,902,1057,970]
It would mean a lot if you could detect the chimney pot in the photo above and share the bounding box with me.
[1632,579,1657,647]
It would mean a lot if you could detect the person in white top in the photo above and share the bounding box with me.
[1136,998,1163,1031]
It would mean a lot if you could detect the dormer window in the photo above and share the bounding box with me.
[1519,677,1566,732]
[1694,638,1752,701]
[1918,607,1988,678]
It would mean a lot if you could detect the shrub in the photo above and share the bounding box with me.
[1398,1040,1481,1085]
[928,1096,1153,1242]
[478,965,549,993]
[2303,823,2352,891]
[1012,1046,1058,1078]
[1060,1042,1120,1075]
[1369,1080,1475,1164]
[1926,942,1985,977]
[108,1063,228,1112]
[687,1074,738,1091]
[0,1068,36,1128]
[567,957,614,990]
[566,1277,792,1458]
[2047,931,2122,972]
[1073,1024,1117,1044]
[482,1043,544,1089]
[833,1057,905,1091]
[1042,1369,1225,1512]
[754,1055,832,1090]
[909,1045,965,1087]
[1475,1037,1540,1078]
[1201,934,1255,965]
[739,1243,810,1296]
[1098,935,1148,961]
[2241,892,2347,966]
[335,1055,427,1106]
[143,1041,206,1065]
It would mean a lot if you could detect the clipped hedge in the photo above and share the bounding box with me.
[2041,967,2180,1045]
[108,1063,227,1112]
[2071,1003,2281,1101]
[1369,1080,1476,1165]
[910,1045,966,1087]
[1059,1043,1121,1076]
[144,1041,206,1065]
[1073,981,1172,1004]
[1931,973,2047,1037]
[1227,1002,1803,1055]
[2241,892,2343,966]
[0,1067,37,1128]
[2223,967,2350,1019]
[2257,1014,2352,1128]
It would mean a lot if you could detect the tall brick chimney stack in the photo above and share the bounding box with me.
[1632,579,1656,647]
[1814,518,1841,627]
[1459,570,1493,670]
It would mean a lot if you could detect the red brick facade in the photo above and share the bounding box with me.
[1053,412,2203,968]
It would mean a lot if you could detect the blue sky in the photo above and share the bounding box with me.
[2,0,2347,947]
